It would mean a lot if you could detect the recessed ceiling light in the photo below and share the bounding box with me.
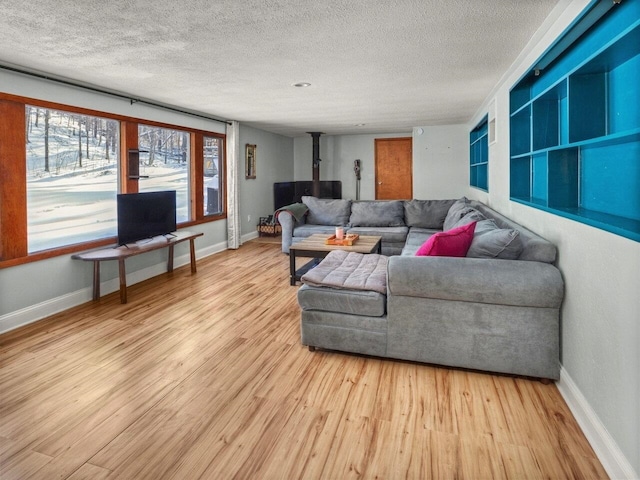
[293,82,311,87]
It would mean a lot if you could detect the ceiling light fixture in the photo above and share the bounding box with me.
[293,82,311,87]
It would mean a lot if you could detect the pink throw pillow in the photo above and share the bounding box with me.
[415,221,477,257]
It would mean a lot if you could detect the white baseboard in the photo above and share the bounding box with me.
[558,367,638,480]
[0,240,228,335]
[198,239,229,259]
[0,288,93,334]
[241,230,259,244]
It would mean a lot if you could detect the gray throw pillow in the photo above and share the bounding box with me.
[349,200,405,227]
[467,219,524,259]
[302,196,352,226]
[452,208,486,229]
[403,199,455,229]
[443,197,470,231]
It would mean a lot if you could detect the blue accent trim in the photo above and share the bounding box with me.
[470,115,489,191]
[511,197,640,243]
[509,0,640,242]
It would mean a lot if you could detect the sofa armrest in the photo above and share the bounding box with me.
[277,210,306,253]
[277,210,295,253]
[387,256,563,308]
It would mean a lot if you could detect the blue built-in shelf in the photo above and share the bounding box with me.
[470,115,488,191]
[509,0,640,242]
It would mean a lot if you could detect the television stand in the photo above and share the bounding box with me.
[72,230,203,304]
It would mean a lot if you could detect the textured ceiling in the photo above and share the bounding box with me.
[0,0,560,137]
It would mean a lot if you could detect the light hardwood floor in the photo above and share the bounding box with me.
[0,240,608,479]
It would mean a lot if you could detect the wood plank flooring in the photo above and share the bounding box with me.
[0,240,608,479]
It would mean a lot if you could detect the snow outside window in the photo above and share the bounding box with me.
[138,125,190,223]
[26,106,120,253]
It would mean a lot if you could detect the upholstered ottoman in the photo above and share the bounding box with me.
[298,250,389,357]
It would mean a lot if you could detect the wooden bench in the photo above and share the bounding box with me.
[72,231,203,304]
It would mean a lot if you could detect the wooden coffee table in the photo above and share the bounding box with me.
[289,234,382,285]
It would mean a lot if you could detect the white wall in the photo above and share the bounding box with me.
[293,129,467,201]
[293,135,335,182]
[0,69,227,134]
[412,125,469,199]
[0,69,293,332]
[468,1,640,477]
[238,125,294,234]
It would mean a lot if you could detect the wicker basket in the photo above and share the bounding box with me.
[257,216,281,237]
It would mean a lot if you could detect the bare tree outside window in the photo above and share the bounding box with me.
[25,106,120,252]
[138,125,190,223]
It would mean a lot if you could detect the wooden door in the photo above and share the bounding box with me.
[375,137,413,199]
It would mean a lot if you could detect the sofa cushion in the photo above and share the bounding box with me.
[301,250,388,294]
[452,208,486,229]
[402,228,436,255]
[416,221,477,257]
[346,226,409,243]
[405,228,437,246]
[293,224,340,239]
[468,200,557,263]
[302,196,351,226]
[349,200,405,227]
[298,284,386,317]
[467,219,523,260]
[443,197,471,231]
[403,199,455,229]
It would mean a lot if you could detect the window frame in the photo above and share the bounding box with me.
[0,92,226,268]
[469,115,489,192]
[203,135,224,217]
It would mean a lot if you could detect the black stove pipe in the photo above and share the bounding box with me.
[307,132,323,197]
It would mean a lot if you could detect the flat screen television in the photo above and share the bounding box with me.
[117,191,177,245]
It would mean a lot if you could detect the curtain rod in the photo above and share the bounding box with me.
[0,63,232,126]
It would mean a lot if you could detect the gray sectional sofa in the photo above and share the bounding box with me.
[278,196,564,380]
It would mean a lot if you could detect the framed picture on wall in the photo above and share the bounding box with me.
[245,144,256,179]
